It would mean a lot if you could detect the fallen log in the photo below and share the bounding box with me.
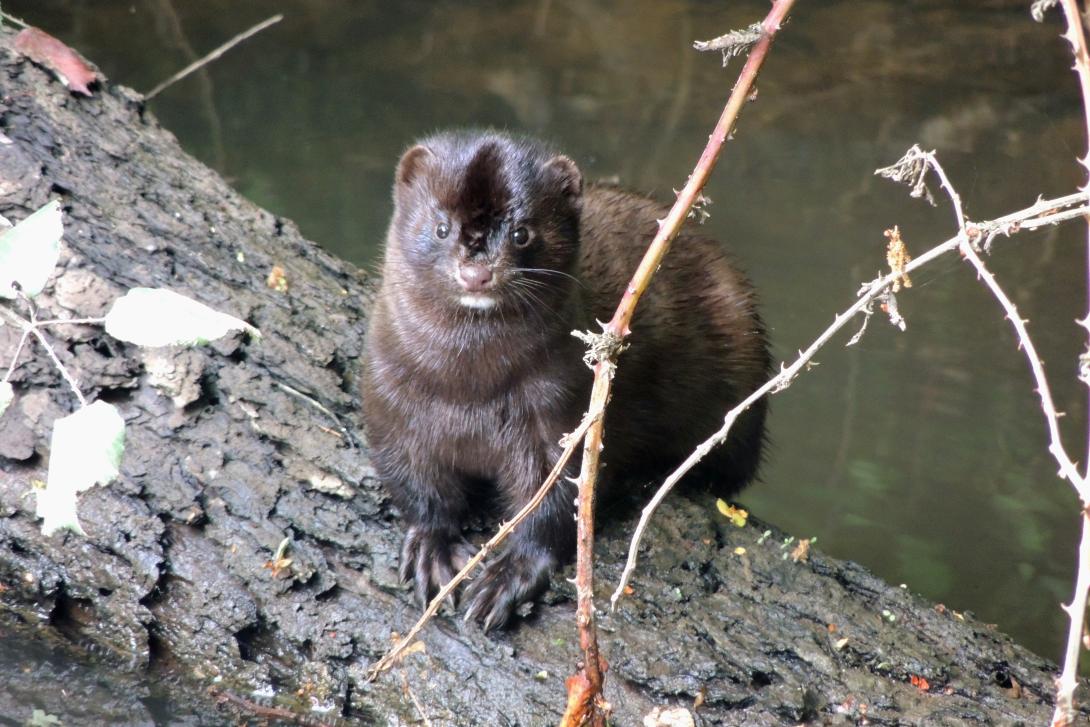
[0,26,1081,725]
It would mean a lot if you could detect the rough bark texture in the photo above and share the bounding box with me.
[0,27,1083,726]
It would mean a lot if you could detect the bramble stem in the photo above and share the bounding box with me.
[560,2,798,724]
[610,186,1090,608]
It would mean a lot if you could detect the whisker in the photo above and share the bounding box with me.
[508,279,565,325]
[511,267,583,288]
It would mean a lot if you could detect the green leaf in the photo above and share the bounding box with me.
[0,199,63,299]
[0,381,13,417]
[37,400,126,536]
[104,287,260,347]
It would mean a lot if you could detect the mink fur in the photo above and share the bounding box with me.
[362,130,770,630]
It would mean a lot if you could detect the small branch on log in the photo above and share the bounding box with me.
[34,317,106,327]
[957,173,1089,727]
[0,301,87,406]
[400,669,435,727]
[610,185,1090,608]
[207,686,335,727]
[273,381,355,447]
[144,14,283,101]
[2,327,31,384]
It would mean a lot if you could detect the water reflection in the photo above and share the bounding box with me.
[0,622,222,725]
[9,0,1085,667]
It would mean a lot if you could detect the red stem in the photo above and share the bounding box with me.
[561,2,798,725]
[607,0,797,338]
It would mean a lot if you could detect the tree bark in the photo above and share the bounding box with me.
[0,27,1081,725]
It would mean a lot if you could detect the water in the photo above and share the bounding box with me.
[8,0,1086,685]
[0,621,222,725]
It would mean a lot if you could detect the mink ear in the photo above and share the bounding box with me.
[395,144,434,188]
[544,155,583,200]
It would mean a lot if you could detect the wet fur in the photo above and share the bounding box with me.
[362,130,770,629]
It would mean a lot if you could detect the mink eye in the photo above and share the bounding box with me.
[511,226,531,248]
[435,222,451,239]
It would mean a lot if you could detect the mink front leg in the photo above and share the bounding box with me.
[376,453,477,607]
[463,445,578,631]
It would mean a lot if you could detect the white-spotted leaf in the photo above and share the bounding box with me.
[0,381,13,417]
[0,199,63,299]
[104,287,260,347]
[38,400,125,536]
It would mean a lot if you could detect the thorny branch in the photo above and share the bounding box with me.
[870,143,1090,726]
[560,2,799,725]
[1037,0,1090,723]
[609,177,1090,608]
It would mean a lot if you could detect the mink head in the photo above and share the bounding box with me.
[385,131,583,315]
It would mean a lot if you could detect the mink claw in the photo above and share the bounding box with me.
[462,548,555,631]
[464,582,517,632]
[399,526,473,608]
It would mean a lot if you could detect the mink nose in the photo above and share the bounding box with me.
[458,263,494,292]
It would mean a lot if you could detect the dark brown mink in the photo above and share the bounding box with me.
[361,130,770,630]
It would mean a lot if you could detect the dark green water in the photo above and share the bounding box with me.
[6,0,1088,702]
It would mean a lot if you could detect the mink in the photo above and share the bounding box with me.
[362,130,770,630]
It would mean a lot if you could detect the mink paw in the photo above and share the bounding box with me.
[399,526,475,608]
[463,548,555,631]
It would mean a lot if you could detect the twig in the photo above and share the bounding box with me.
[207,686,334,727]
[1057,508,1090,726]
[0,303,87,407]
[34,317,105,327]
[29,328,86,407]
[366,410,598,680]
[0,10,30,29]
[399,670,434,727]
[561,355,614,727]
[880,145,1090,724]
[273,381,355,448]
[561,3,798,724]
[959,239,1084,486]
[609,187,1090,609]
[961,191,1088,727]
[3,327,32,385]
[1036,1,1090,722]
[144,14,283,101]
[917,150,1087,499]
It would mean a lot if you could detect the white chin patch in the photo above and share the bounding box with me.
[459,294,497,310]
